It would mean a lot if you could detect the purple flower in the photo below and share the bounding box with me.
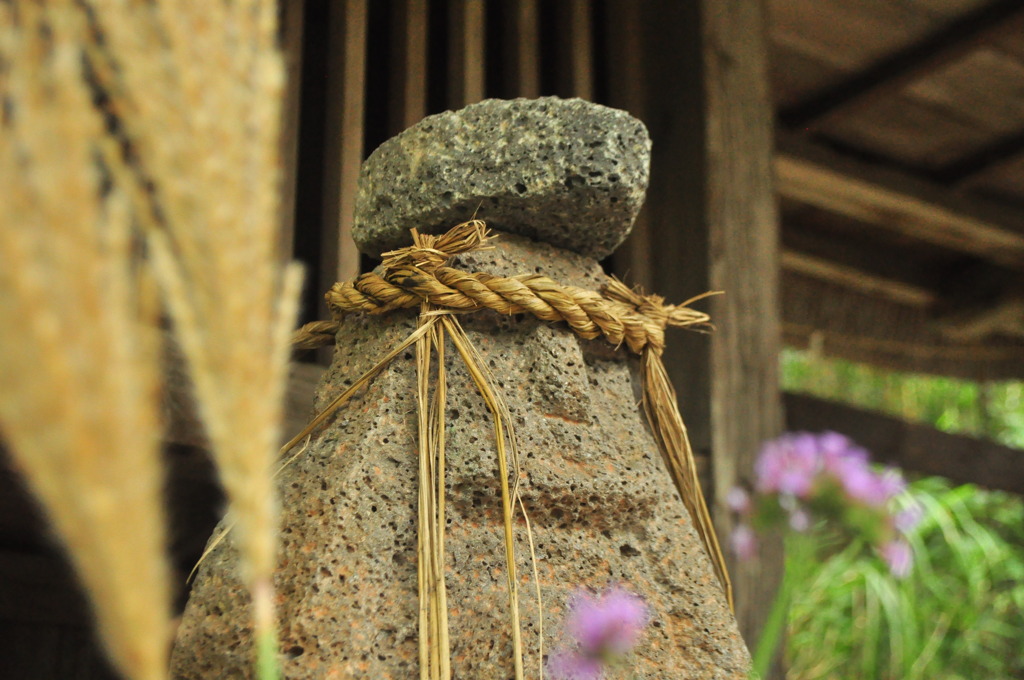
[548,587,650,680]
[754,433,821,497]
[754,431,905,509]
[819,432,868,469]
[730,523,758,560]
[880,539,913,578]
[738,431,917,580]
[726,487,751,515]
[835,458,888,506]
[789,507,811,532]
[566,587,649,656]
[547,650,603,680]
[878,469,906,499]
[838,464,905,507]
[895,504,923,533]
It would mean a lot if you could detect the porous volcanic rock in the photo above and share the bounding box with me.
[352,97,651,260]
[169,234,750,679]
[171,97,749,680]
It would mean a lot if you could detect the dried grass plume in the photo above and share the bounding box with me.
[85,0,303,673]
[0,4,171,679]
[1,1,301,678]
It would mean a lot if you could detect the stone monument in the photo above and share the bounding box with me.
[170,97,750,679]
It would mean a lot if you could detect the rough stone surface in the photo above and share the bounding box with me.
[352,97,651,260]
[170,234,750,679]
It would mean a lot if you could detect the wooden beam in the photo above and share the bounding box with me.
[638,0,784,665]
[938,293,1024,341]
[781,249,936,308]
[776,139,1024,268]
[782,272,1024,381]
[389,0,429,134]
[562,0,593,101]
[940,127,1024,187]
[780,0,1024,130]
[277,0,306,261]
[320,0,368,299]
[448,0,486,108]
[926,258,1023,342]
[781,223,938,308]
[784,392,1024,495]
[703,1,784,663]
[503,0,539,98]
[605,0,651,289]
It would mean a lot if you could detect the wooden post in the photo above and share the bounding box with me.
[390,0,429,134]
[562,0,593,101]
[278,0,306,262]
[702,0,783,661]
[320,0,368,297]
[605,0,651,291]
[503,0,539,98]
[448,0,486,108]
[634,1,784,672]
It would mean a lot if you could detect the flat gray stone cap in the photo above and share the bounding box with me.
[353,97,651,260]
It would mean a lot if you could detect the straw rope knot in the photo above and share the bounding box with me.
[380,219,494,274]
[601,277,715,356]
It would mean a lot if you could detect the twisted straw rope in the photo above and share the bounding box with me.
[293,220,712,353]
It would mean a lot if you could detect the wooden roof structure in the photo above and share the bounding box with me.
[278,0,1024,383]
[770,0,1024,380]
[3,2,1023,678]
